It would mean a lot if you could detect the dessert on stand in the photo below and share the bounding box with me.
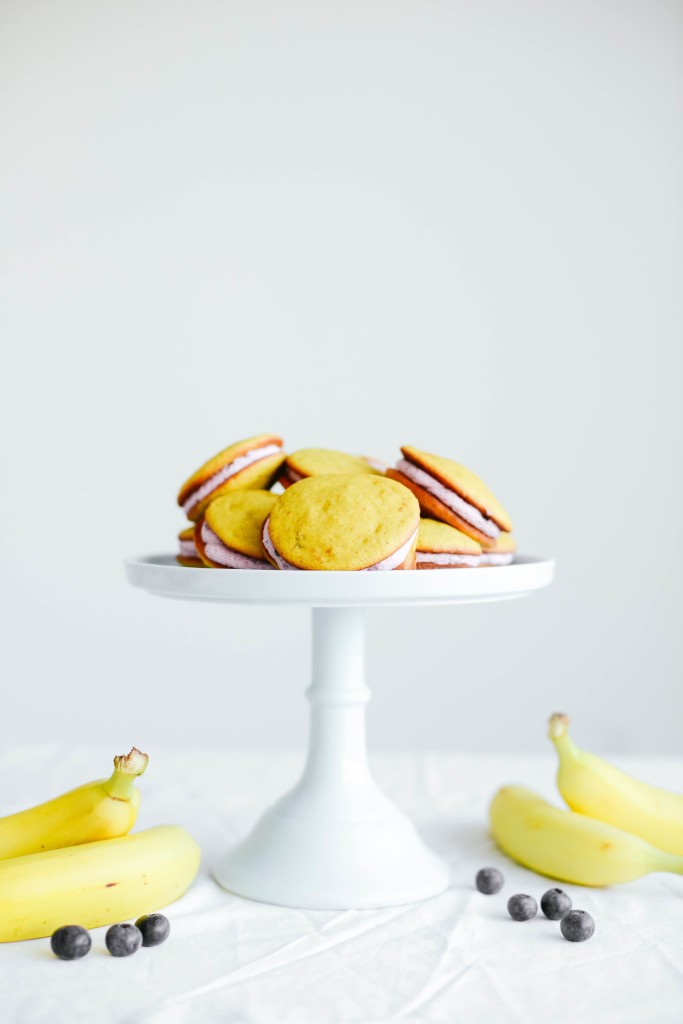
[131,434,553,907]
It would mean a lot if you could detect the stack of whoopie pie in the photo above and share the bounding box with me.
[174,439,515,571]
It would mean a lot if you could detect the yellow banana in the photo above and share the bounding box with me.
[0,824,200,942]
[0,748,148,859]
[490,785,683,886]
[549,714,683,856]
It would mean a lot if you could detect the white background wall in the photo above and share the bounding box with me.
[1,0,681,757]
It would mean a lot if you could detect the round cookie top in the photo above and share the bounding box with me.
[401,446,512,532]
[417,518,482,555]
[205,490,277,559]
[267,474,419,570]
[178,434,285,520]
[178,525,195,542]
[284,448,382,480]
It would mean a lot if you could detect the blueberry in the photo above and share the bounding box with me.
[541,888,572,920]
[507,894,538,921]
[135,913,170,947]
[105,922,143,957]
[475,867,504,894]
[50,925,92,960]
[560,909,595,942]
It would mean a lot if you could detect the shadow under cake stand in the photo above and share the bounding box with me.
[125,554,554,910]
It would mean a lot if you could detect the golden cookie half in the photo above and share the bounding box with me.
[278,448,382,489]
[416,518,482,569]
[387,445,512,549]
[178,434,285,522]
[263,474,419,571]
[195,490,277,569]
[177,526,203,567]
[479,532,516,566]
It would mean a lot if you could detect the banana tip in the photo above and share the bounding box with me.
[113,748,149,776]
[548,713,570,740]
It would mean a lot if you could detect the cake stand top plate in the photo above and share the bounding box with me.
[125,554,554,607]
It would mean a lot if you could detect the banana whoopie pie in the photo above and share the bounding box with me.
[195,491,277,569]
[277,448,381,488]
[415,518,482,569]
[387,445,512,549]
[176,526,203,567]
[178,434,285,522]
[262,474,419,571]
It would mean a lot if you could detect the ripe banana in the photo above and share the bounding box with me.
[490,785,683,886]
[0,748,149,860]
[0,824,200,942]
[549,713,683,856]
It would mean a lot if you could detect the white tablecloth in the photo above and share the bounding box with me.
[1,747,682,1024]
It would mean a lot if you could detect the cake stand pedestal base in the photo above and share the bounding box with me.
[213,607,450,909]
[126,553,554,909]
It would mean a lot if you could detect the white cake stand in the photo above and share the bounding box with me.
[125,555,554,909]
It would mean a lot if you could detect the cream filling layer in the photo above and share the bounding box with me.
[480,552,514,566]
[262,519,300,570]
[367,528,418,571]
[262,518,417,571]
[396,459,501,539]
[183,444,281,515]
[416,552,481,566]
[201,523,271,569]
[178,540,197,558]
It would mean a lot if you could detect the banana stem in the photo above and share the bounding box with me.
[548,713,580,758]
[548,712,570,741]
[103,748,149,800]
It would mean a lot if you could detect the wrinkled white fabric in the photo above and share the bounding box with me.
[1,748,682,1024]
